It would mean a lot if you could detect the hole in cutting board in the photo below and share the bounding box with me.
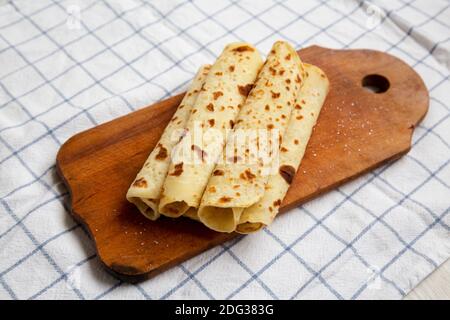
[362,74,390,93]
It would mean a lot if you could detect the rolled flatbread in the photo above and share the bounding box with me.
[126,65,211,220]
[236,63,329,233]
[158,43,263,217]
[183,208,200,221]
[198,41,306,233]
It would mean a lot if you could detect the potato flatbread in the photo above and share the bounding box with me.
[159,43,263,218]
[236,63,329,233]
[198,41,305,233]
[126,65,211,220]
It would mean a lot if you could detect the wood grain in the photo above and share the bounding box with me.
[56,46,429,281]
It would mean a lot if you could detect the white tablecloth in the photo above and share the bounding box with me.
[0,0,449,300]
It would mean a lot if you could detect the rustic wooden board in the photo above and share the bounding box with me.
[56,46,429,281]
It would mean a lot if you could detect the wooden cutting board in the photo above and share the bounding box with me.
[56,46,429,281]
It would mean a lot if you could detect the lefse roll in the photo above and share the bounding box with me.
[198,41,305,232]
[126,65,211,220]
[158,43,264,217]
[237,63,329,233]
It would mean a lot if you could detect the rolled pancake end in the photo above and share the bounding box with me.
[126,64,211,220]
[127,196,159,220]
[198,206,244,233]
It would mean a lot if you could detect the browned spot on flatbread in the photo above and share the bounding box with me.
[208,186,216,193]
[269,67,277,76]
[229,120,235,129]
[191,145,207,161]
[279,165,295,184]
[206,103,214,111]
[213,91,223,100]
[285,54,291,60]
[228,155,241,163]
[132,178,147,188]
[219,196,232,203]
[169,163,184,176]
[213,169,224,176]
[215,72,223,76]
[238,84,253,96]
[155,145,168,160]
[208,119,215,127]
[271,91,280,99]
[178,129,188,142]
[229,65,235,72]
[273,199,282,207]
[240,169,256,181]
[233,45,254,52]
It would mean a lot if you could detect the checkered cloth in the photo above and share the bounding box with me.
[0,0,449,300]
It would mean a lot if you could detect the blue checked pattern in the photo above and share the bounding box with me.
[0,0,449,300]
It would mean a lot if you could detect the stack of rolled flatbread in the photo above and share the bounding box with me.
[126,41,329,234]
